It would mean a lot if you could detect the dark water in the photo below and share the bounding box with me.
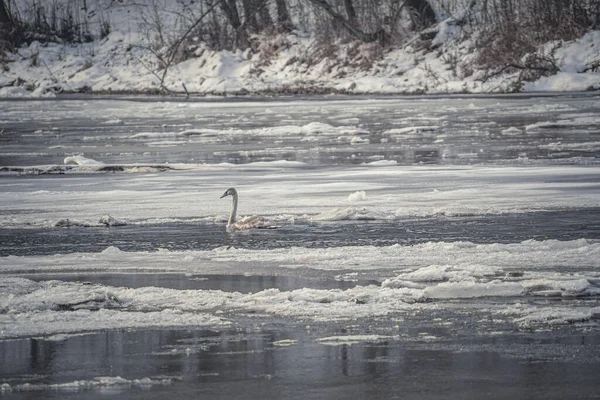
[1,93,600,167]
[2,209,600,256]
[2,319,600,399]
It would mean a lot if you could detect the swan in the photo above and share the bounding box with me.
[99,214,127,227]
[220,188,277,230]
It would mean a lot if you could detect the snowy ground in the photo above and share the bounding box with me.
[1,95,600,396]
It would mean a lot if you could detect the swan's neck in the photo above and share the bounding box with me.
[228,193,238,226]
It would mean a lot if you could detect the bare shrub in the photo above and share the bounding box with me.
[289,38,383,76]
[345,40,383,70]
[252,30,292,64]
[476,0,593,70]
[98,10,111,40]
[3,0,93,45]
[479,42,561,89]
[441,49,460,77]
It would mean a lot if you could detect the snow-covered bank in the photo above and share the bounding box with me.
[2,26,599,97]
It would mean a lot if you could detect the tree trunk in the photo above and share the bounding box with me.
[275,0,294,31]
[343,0,357,26]
[306,0,388,43]
[221,0,242,30]
[241,0,259,32]
[219,0,248,48]
[405,0,436,30]
[0,0,12,50]
[0,0,11,25]
[256,0,273,30]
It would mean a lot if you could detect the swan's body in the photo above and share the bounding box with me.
[99,214,127,227]
[220,188,277,230]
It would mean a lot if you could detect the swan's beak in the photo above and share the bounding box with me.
[220,192,228,199]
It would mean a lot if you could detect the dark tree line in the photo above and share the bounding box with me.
[0,1,9,25]
[1,0,16,52]
[2,0,599,56]
[219,0,294,47]
[216,0,436,47]
[0,0,438,51]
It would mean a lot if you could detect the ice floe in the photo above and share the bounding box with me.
[316,335,397,346]
[2,164,599,228]
[1,237,599,338]
[64,156,105,166]
[0,376,174,394]
[347,191,367,202]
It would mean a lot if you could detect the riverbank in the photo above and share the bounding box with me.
[2,27,600,98]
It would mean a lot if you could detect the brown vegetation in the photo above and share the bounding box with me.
[474,0,597,85]
[2,0,599,90]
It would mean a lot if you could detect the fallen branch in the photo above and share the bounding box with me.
[584,60,600,73]
[133,1,221,93]
[479,51,560,85]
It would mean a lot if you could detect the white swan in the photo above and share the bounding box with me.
[220,188,277,230]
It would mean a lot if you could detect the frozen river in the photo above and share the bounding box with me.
[1,94,600,398]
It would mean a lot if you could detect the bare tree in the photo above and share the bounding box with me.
[0,0,11,25]
[343,0,357,27]
[275,0,294,31]
[241,0,260,31]
[306,0,388,43]
[241,0,276,32]
[134,0,223,92]
[256,0,273,29]
[405,0,435,30]
[0,0,15,53]
[219,0,248,47]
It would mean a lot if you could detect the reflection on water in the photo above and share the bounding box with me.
[2,209,600,256]
[1,94,600,167]
[1,325,600,399]
[18,273,376,293]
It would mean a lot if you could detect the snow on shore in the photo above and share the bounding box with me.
[1,22,599,97]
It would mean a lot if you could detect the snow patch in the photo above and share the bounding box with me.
[64,156,104,166]
[312,207,387,221]
[363,160,398,166]
[501,127,522,136]
[348,191,367,202]
[0,376,174,394]
[424,281,524,299]
[316,335,396,346]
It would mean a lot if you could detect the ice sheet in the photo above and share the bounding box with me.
[0,375,174,394]
[1,165,600,228]
[2,238,599,338]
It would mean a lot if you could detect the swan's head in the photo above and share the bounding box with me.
[220,187,237,199]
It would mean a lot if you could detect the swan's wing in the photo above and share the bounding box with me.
[99,215,127,226]
[233,215,278,230]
